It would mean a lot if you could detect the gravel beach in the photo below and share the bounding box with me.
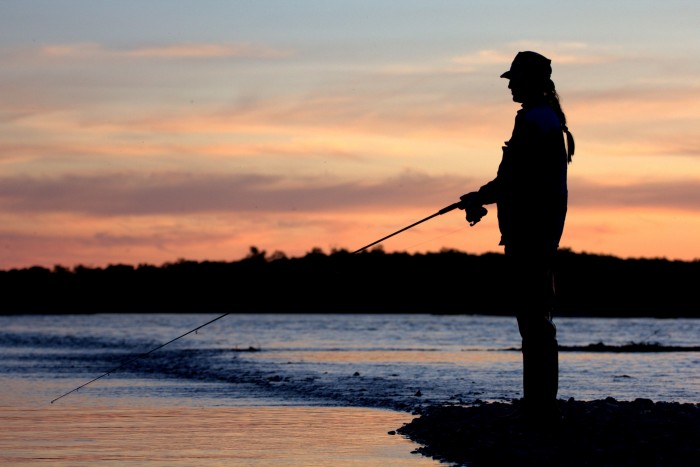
[397,398,700,466]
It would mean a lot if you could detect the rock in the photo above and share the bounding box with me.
[396,399,700,466]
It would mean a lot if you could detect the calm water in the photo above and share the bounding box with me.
[1,313,699,465]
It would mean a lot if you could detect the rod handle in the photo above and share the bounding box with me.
[438,202,461,215]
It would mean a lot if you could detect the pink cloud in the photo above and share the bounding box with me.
[40,42,295,60]
[0,171,697,218]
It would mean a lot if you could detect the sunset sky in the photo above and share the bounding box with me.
[2,1,699,269]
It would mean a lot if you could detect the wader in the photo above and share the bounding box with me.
[505,245,559,415]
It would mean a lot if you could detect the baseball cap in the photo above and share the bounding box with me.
[500,51,552,81]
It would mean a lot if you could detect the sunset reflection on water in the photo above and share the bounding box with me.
[252,348,521,365]
[0,393,438,466]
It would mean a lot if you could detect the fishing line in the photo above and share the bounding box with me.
[52,202,465,403]
[51,313,230,404]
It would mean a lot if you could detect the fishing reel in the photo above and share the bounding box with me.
[459,192,488,226]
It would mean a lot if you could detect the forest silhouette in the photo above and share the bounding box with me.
[1,247,697,317]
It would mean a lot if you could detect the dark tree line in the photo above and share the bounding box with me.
[1,247,698,317]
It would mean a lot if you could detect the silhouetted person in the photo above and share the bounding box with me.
[459,51,575,422]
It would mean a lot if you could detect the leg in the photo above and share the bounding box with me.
[506,246,559,414]
[519,315,559,409]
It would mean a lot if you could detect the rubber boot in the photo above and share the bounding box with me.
[522,336,560,427]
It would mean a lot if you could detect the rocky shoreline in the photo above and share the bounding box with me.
[396,398,700,466]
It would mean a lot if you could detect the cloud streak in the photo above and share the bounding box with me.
[570,178,700,211]
[1,172,697,218]
[0,171,467,216]
[39,42,295,60]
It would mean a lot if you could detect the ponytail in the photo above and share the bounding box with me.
[545,80,575,163]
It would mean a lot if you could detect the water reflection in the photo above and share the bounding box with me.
[0,402,438,466]
[252,349,522,364]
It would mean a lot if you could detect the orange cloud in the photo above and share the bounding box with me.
[40,42,295,60]
[123,42,295,59]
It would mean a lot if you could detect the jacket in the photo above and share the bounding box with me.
[477,100,568,250]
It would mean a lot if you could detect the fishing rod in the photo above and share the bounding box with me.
[51,312,230,404]
[352,202,463,254]
[52,201,472,403]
